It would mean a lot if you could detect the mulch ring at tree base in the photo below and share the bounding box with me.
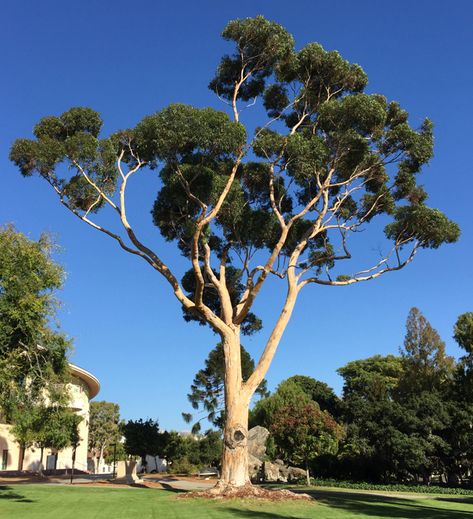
[177,484,313,501]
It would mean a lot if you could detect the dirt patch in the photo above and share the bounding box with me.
[178,483,313,501]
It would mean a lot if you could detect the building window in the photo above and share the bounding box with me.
[2,450,8,470]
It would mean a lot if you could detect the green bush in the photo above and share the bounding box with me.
[168,457,199,476]
[299,478,473,495]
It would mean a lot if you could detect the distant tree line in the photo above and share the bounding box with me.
[250,308,473,486]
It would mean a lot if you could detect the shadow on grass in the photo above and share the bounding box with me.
[436,496,473,505]
[0,485,34,503]
[225,507,310,519]
[299,489,473,518]
[158,482,190,494]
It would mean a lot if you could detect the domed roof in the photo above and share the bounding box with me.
[69,363,100,399]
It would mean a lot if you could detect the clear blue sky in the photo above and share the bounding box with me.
[1,1,472,430]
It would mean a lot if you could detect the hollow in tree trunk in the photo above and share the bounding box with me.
[215,333,251,491]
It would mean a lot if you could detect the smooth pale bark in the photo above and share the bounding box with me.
[219,332,251,487]
[218,284,300,489]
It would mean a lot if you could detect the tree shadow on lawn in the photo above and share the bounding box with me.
[0,485,34,503]
[158,482,188,494]
[299,489,473,518]
[436,497,473,505]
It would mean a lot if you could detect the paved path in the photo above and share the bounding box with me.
[145,476,214,491]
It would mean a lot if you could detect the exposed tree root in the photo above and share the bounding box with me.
[177,481,313,501]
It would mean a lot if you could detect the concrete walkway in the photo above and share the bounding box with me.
[144,476,215,491]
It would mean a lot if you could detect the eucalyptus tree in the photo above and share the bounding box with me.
[10,16,459,492]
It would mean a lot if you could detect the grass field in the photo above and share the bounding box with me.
[1,484,472,518]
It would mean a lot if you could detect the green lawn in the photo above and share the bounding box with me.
[1,484,472,518]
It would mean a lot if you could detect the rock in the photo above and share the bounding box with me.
[263,461,281,482]
[247,453,263,480]
[247,426,269,459]
[274,459,285,466]
[287,466,306,481]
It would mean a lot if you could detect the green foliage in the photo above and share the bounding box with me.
[123,418,161,465]
[184,342,268,432]
[0,225,70,417]
[286,375,341,418]
[88,401,121,462]
[159,429,222,472]
[210,16,294,102]
[10,16,458,290]
[337,355,403,402]
[251,380,343,473]
[400,307,454,393]
[334,308,468,485]
[12,404,82,467]
[385,206,460,249]
[306,478,473,495]
[453,312,473,354]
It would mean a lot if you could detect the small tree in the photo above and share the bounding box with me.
[259,380,343,485]
[10,16,459,491]
[88,401,121,473]
[32,406,80,475]
[123,418,161,472]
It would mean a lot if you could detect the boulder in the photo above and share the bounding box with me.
[248,453,263,480]
[287,466,306,481]
[263,461,281,482]
[247,426,269,459]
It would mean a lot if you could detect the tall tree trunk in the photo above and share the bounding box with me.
[39,447,44,475]
[97,445,104,474]
[219,332,251,489]
[305,458,311,486]
[18,445,25,471]
[70,446,76,484]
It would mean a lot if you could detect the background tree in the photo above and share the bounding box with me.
[30,406,81,475]
[88,401,121,473]
[251,379,342,484]
[399,307,454,394]
[441,312,473,484]
[336,309,455,484]
[10,16,459,491]
[183,342,268,433]
[285,375,341,418]
[0,225,70,419]
[123,418,161,472]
